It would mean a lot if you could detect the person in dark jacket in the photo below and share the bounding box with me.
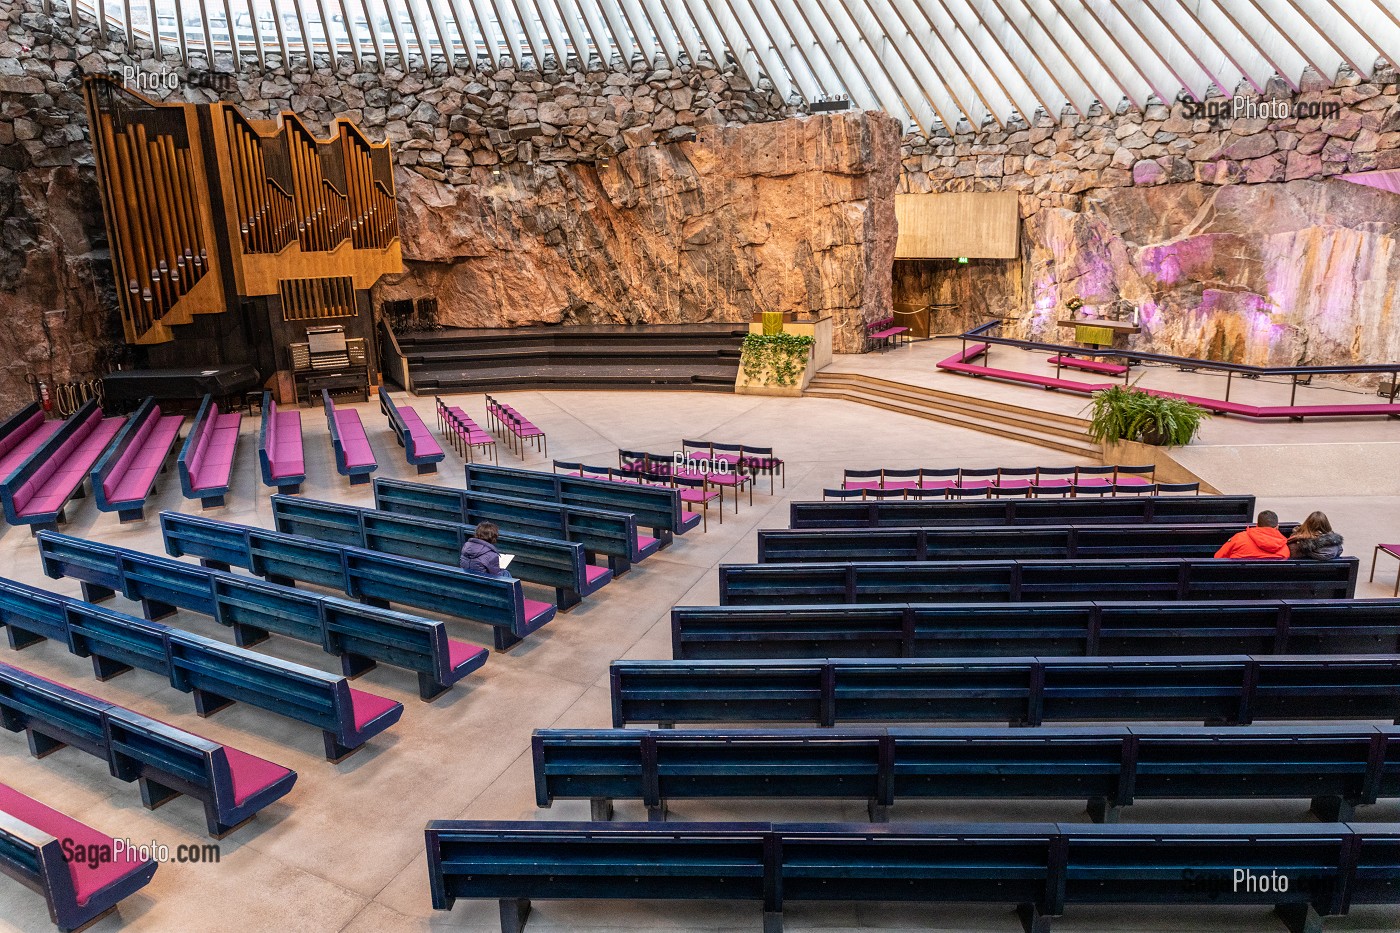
[459,521,511,578]
[1287,511,1344,560]
[1214,510,1290,559]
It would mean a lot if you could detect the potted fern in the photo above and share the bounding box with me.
[1085,385,1209,447]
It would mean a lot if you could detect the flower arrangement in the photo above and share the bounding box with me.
[1065,296,1085,314]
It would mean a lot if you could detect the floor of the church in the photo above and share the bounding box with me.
[1,366,1397,933]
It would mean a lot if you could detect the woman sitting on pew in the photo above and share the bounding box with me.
[459,521,513,579]
[1214,510,1290,559]
[1287,511,1344,561]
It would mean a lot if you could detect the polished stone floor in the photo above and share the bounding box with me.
[0,382,1396,933]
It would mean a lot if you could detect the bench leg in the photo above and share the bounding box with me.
[323,732,367,763]
[418,673,451,702]
[493,628,522,651]
[608,554,631,577]
[499,898,531,933]
[349,473,371,486]
[1017,903,1055,933]
[207,809,256,840]
[866,800,890,823]
[656,528,673,550]
[6,626,44,650]
[80,581,115,603]
[117,506,145,523]
[232,623,271,648]
[27,730,66,758]
[141,598,177,621]
[1086,797,1122,824]
[341,652,378,680]
[1276,903,1323,933]
[199,558,232,572]
[267,574,296,588]
[200,494,226,509]
[1309,795,1355,822]
[192,688,235,717]
[589,798,614,821]
[416,463,437,475]
[91,654,133,681]
[647,801,668,822]
[762,910,784,933]
[361,595,390,610]
[556,587,582,612]
[138,777,181,810]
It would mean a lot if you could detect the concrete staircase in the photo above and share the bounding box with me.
[805,371,1100,456]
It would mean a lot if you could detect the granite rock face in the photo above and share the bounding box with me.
[380,112,902,352]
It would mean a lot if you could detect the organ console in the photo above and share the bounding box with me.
[83,76,402,402]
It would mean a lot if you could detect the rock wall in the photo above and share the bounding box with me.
[898,65,1400,370]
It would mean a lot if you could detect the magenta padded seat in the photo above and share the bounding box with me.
[523,599,555,626]
[348,687,403,732]
[221,746,296,807]
[447,639,489,673]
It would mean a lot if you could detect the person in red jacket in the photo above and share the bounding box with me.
[1214,510,1291,559]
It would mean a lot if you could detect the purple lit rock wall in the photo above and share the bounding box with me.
[899,65,1400,371]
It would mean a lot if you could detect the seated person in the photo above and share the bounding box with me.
[1214,510,1290,559]
[1287,510,1344,560]
[459,521,512,579]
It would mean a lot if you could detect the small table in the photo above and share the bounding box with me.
[1057,318,1140,350]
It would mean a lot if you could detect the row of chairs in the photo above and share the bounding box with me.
[824,481,1201,500]
[435,397,497,462]
[554,460,723,529]
[485,395,547,457]
[842,463,1158,491]
[676,439,785,492]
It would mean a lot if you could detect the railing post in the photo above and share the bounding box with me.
[1290,374,1299,406]
[1225,370,1232,402]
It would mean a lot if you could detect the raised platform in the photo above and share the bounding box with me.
[394,323,748,393]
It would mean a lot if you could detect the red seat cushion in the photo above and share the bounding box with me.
[447,639,487,672]
[0,783,152,906]
[347,688,401,732]
[637,534,659,551]
[221,746,294,806]
[680,511,703,529]
[584,564,610,583]
[523,599,554,624]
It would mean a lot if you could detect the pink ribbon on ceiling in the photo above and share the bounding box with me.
[1338,169,1400,195]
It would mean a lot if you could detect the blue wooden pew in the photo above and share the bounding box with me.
[426,819,1400,933]
[755,523,1302,563]
[0,782,159,932]
[29,534,486,699]
[534,724,1400,824]
[0,660,297,837]
[789,494,1258,528]
[464,461,701,547]
[323,390,378,485]
[0,570,404,761]
[374,476,653,575]
[269,494,611,611]
[159,511,555,650]
[669,599,1400,660]
[379,386,445,474]
[609,655,1400,728]
[717,558,1359,605]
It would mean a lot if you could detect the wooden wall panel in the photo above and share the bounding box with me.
[895,191,1020,259]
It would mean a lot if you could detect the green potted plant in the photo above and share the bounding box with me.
[1085,384,1209,447]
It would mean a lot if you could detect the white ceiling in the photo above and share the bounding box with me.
[68,0,1400,132]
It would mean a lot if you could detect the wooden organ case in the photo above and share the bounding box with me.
[83,76,402,402]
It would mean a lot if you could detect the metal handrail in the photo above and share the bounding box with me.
[958,320,1400,405]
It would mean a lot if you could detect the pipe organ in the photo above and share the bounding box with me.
[83,76,402,399]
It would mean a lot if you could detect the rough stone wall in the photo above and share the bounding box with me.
[897,65,1400,370]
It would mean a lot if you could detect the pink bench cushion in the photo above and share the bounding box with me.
[0,783,151,906]
[105,414,183,503]
[637,534,659,551]
[0,411,44,462]
[189,412,241,489]
[584,564,610,584]
[269,411,303,479]
[221,746,295,807]
[399,408,444,458]
[680,510,704,529]
[332,410,375,469]
[448,639,488,672]
[0,419,60,481]
[523,599,554,625]
[20,416,126,517]
[1047,355,1129,375]
[348,688,401,732]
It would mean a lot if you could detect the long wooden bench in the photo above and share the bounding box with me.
[426,819,1400,933]
[0,660,297,837]
[323,389,377,485]
[2,563,404,762]
[177,394,242,508]
[0,403,61,485]
[670,598,1400,660]
[26,534,485,701]
[270,495,611,611]
[380,387,444,473]
[0,399,126,532]
[534,724,1400,823]
[609,654,1400,728]
[790,494,1256,528]
[374,476,654,576]
[0,782,160,932]
[718,558,1359,605]
[258,391,304,494]
[90,397,184,522]
[159,511,555,650]
[756,523,1301,563]
[464,461,702,547]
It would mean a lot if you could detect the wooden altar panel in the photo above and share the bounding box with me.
[895,191,1020,259]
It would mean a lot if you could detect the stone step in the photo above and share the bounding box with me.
[805,373,1100,457]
